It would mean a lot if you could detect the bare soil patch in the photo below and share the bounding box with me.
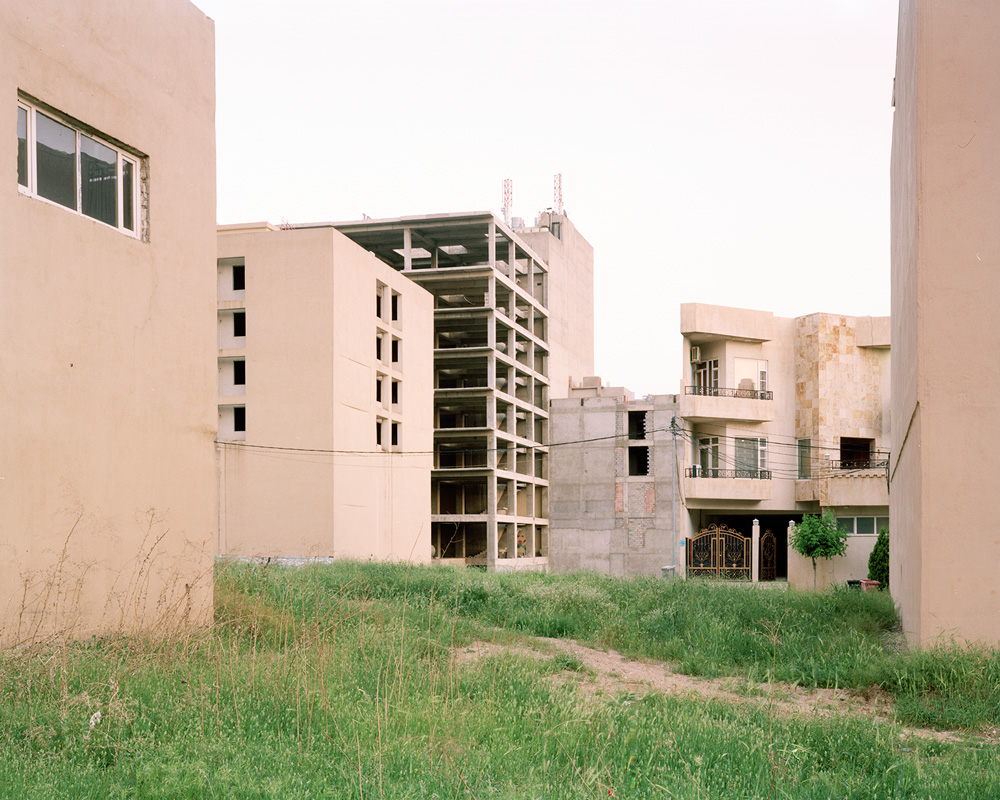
[455,635,979,743]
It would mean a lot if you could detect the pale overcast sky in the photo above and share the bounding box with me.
[196,0,899,396]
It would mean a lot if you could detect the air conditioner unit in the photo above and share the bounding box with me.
[690,346,702,363]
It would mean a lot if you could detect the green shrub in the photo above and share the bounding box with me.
[790,510,848,589]
[868,527,889,588]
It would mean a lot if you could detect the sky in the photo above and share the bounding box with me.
[196,0,900,396]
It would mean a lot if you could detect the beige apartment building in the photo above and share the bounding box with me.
[550,304,891,587]
[335,211,594,570]
[2,0,217,642]
[216,224,434,562]
[890,1,1000,644]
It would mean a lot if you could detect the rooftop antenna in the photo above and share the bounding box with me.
[502,178,512,226]
[553,173,563,215]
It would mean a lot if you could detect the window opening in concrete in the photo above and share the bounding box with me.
[376,418,383,446]
[391,292,399,321]
[233,359,245,386]
[376,284,383,318]
[391,338,399,363]
[628,410,647,440]
[234,406,246,432]
[375,377,382,404]
[391,422,399,447]
[232,264,245,292]
[391,380,399,404]
[628,445,650,476]
[376,334,382,361]
[797,439,811,479]
[839,437,873,469]
[233,311,246,338]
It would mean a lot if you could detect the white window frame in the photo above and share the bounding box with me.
[17,98,140,238]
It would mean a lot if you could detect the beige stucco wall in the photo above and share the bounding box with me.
[787,535,878,590]
[890,0,1000,645]
[216,225,434,563]
[1,0,216,643]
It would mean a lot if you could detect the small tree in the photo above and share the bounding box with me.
[868,527,889,589]
[790,510,848,589]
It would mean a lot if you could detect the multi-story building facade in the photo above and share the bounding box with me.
[335,211,594,570]
[215,223,434,562]
[549,304,890,587]
[2,0,216,643]
[890,0,1000,644]
[549,379,682,577]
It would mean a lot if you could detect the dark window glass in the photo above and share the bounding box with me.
[122,159,134,232]
[391,339,399,363]
[36,112,76,209]
[376,421,382,446]
[391,422,398,446]
[375,378,382,403]
[376,290,382,318]
[376,335,382,360]
[81,134,117,226]
[234,406,246,432]
[233,311,246,337]
[391,381,399,404]
[17,107,27,187]
[233,360,246,385]
[391,293,398,321]
[232,264,245,291]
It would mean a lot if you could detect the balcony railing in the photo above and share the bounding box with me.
[686,467,772,480]
[685,386,773,401]
[827,459,889,472]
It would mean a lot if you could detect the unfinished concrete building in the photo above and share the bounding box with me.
[549,379,682,577]
[335,211,594,570]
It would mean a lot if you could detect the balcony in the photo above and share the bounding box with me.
[795,461,889,505]
[680,386,774,423]
[683,466,772,501]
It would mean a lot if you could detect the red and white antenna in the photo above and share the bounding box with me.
[553,173,563,215]
[502,178,512,225]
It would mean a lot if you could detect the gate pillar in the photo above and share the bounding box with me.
[751,518,760,583]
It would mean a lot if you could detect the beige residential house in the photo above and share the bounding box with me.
[216,224,434,562]
[335,211,595,570]
[890,0,1000,644]
[549,304,891,587]
[2,0,217,643]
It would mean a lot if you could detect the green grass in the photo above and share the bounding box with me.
[2,560,1000,798]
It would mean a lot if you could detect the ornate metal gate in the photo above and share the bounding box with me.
[687,524,750,580]
[760,530,776,582]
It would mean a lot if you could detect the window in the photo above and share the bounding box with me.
[376,284,384,318]
[233,406,246,433]
[698,437,719,477]
[837,516,889,535]
[693,359,719,392]
[375,377,383,404]
[391,422,399,447]
[734,358,768,396]
[233,360,246,386]
[376,418,383,447]
[376,334,383,361]
[391,338,399,364]
[735,437,767,476]
[628,410,647,440]
[839,437,873,469]
[233,311,246,338]
[797,439,811,479]
[391,380,399,404]
[628,445,650,476]
[391,292,399,322]
[18,99,140,235]
[232,264,245,292]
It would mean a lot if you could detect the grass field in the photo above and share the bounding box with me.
[3,560,1000,798]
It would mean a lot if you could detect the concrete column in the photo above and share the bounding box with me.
[403,227,412,271]
[751,518,760,583]
[488,219,496,269]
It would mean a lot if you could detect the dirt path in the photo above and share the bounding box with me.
[455,635,980,743]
